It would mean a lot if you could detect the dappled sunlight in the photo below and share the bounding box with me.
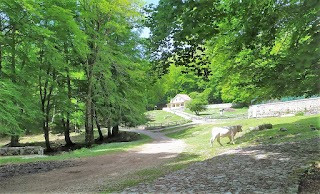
[91,147,125,153]
[137,139,186,154]
[123,137,319,193]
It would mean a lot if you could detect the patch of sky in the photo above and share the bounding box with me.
[140,0,159,38]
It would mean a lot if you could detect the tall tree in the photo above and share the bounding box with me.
[0,0,149,149]
[0,0,40,146]
[147,0,320,103]
[145,0,219,75]
[206,0,320,102]
[79,0,145,146]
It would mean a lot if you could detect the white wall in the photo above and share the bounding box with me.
[206,103,232,109]
[248,98,320,118]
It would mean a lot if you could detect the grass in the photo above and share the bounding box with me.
[1,113,319,192]
[105,114,319,192]
[185,107,248,119]
[104,153,200,193]
[167,114,320,161]
[159,123,198,134]
[0,129,106,147]
[146,110,186,124]
[0,134,152,165]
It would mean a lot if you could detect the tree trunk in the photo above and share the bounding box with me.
[85,81,94,146]
[85,42,95,147]
[10,135,19,147]
[94,110,103,141]
[107,122,112,137]
[0,43,2,76]
[0,17,2,76]
[85,102,94,146]
[62,119,74,146]
[112,125,119,137]
[9,24,20,146]
[39,68,54,152]
[42,118,52,152]
[63,69,74,146]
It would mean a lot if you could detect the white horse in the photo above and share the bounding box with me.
[210,125,242,147]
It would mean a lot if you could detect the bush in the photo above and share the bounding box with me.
[186,99,207,115]
[231,102,249,108]
[295,112,305,116]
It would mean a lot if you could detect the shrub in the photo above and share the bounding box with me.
[186,99,207,115]
[295,112,305,116]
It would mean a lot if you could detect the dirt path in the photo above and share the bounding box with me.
[0,130,185,194]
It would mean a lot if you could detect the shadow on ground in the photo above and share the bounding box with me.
[237,117,320,145]
[123,138,320,193]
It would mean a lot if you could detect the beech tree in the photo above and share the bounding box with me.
[0,0,40,146]
[0,0,149,150]
[78,0,146,146]
[146,0,319,103]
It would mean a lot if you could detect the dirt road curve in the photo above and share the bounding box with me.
[0,130,186,194]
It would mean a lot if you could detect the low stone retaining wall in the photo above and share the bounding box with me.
[248,97,320,118]
[0,146,44,156]
[206,103,232,109]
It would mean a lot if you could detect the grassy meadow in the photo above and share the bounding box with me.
[145,110,186,124]
[167,114,320,161]
[185,107,249,119]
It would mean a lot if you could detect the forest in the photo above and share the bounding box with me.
[0,0,319,151]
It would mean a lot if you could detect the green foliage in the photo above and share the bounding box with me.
[186,99,207,115]
[207,0,320,102]
[0,81,39,136]
[0,0,149,147]
[187,90,210,115]
[149,63,213,107]
[295,112,305,116]
[146,0,320,103]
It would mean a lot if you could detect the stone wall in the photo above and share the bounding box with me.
[206,103,232,109]
[248,97,320,118]
[0,146,44,156]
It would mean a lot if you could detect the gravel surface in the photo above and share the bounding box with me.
[122,138,320,194]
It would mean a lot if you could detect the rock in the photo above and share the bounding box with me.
[250,126,259,131]
[310,125,318,130]
[280,128,288,132]
[263,124,273,129]
[250,124,273,131]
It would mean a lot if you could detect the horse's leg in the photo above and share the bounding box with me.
[231,132,235,144]
[227,135,232,144]
[217,135,223,146]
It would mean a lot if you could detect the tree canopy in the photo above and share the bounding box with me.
[1,0,319,149]
[145,0,319,103]
[0,0,149,149]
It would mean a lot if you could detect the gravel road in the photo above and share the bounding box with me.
[122,138,320,194]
